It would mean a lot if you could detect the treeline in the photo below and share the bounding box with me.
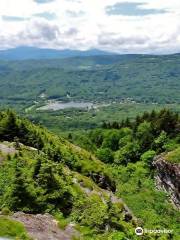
[79,109,180,165]
[102,109,179,135]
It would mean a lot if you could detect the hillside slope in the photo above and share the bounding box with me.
[0,54,180,110]
[0,109,180,239]
[70,109,180,239]
[0,110,137,240]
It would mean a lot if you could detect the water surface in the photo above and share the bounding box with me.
[38,101,94,111]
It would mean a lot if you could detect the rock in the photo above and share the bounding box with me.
[0,142,17,155]
[89,173,116,192]
[12,212,79,240]
[124,213,132,222]
[153,154,180,209]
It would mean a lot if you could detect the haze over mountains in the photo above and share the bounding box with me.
[0,47,117,60]
[1,46,180,62]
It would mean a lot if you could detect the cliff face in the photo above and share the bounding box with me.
[153,154,180,209]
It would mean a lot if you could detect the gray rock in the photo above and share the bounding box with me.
[153,154,180,209]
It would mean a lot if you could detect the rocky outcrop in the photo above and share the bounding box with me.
[0,142,17,155]
[73,177,136,222]
[12,212,79,240]
[153,154,180,209]
[89,172,116,192]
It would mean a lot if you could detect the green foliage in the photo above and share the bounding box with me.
[153,131,168,153]
[72,109,180,238]
[114,141,140,165]
[110,162,180,239]
[0,109,179,239]
[107,231,126,240]
[1,54,180,108]
[165,147,180,163]
[72,194,108,229]
[0,110,18,141]
[96,148,114,163]
[0,110,133,238]
[72,193,129,233]
[4,159,39,213]
[53,211,70,230]
[0,207,12,216]
[102,131,120,151]
[0,216,31,239]
[86,109,180,165]
[136,121,154,151]
[140,150,156,166]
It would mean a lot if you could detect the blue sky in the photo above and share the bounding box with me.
[0,0,180,54]
[34,0,55,3]
[106,2,166,16]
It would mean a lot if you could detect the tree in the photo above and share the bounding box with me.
[118,127,133,148]
[96,148,114,163]
[89,129,103,148]
[114,142,140,165]
[153,131,168,153]
[136,121,153,151]
[102,131,120,151]
[6,160,38,212]
[0,111,18,141]
[36,161,73,214]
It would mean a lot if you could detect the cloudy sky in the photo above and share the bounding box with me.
[0,0,180,53]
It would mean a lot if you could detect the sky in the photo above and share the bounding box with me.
[0,0,180,54]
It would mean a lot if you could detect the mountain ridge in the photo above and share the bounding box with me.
[1,46,180,61]
[0,46,116,60]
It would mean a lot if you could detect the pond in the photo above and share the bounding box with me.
[37,101,94,111]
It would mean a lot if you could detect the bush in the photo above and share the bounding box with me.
[1,207,12,216]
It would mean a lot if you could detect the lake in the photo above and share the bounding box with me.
[37,101,94,111]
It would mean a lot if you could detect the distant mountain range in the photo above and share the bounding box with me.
[0,46,116,60]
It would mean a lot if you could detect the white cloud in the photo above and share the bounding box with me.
[0,0,180,53]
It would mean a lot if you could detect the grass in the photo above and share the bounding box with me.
[0,216,31,239]
[165,147,180,164]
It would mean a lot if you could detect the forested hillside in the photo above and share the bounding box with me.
[0,109,180,239]
[0,54,180,110]
[0,49,180,240]
[0,110,138,239]
[69,109,180,239]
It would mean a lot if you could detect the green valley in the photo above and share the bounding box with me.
[0,54,180,240]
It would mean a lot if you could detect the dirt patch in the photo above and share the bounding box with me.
[12,212,78,240]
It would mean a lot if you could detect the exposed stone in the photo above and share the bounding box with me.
[153,154,180,209]
[12,212,79,240]
[89,172,116,192]
[0,142,17,155]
